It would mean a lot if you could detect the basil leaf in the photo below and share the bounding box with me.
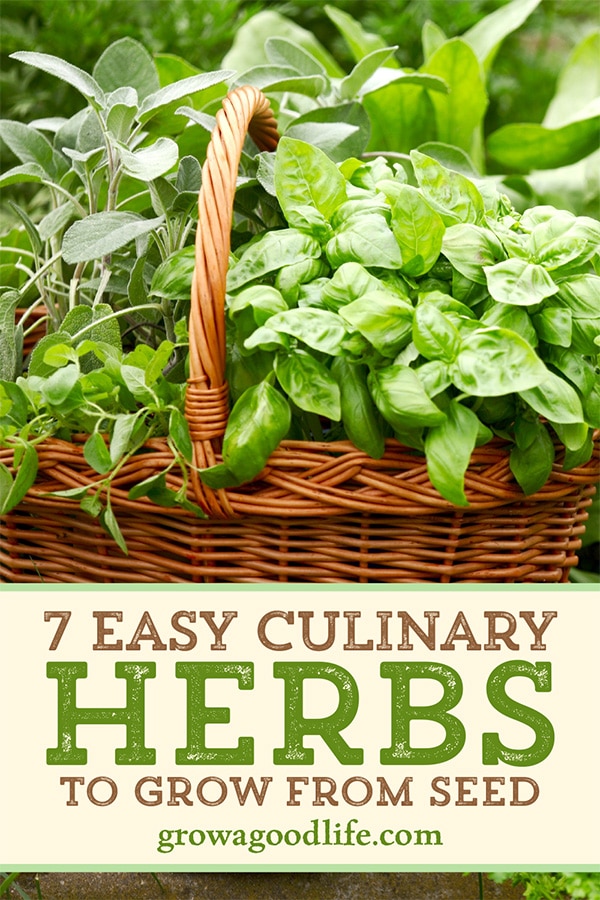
[414,360,452,398]
[425,400,480,506]
[551,420,590,452]
[379,181,445,277]
[276,258,329,305]
[531,307,572,347]
[275,350,340,420]
[326,213,403,269]
[227,229,321,292]
[484,259,559,306]
[520,371,584,424]
[556,274,600,319]
[266,308,347,355]
[582,383,600,429]
[321,262,383,312]
[274,136,347,223]
[340,291,413,357]
[442,223,506,284]
[331,357,385,458]
[413,303,461,362]
[151,246,195,299]
[452,327,548,396]
[544,346,596,396]
[480,303,538,348]
[214,380,291,485]
[529,212,600,273]
[510,421,555,495]
[411,150,484,225]
[563,430,594,471]
[229,286,288,325]
[369,364,447,431]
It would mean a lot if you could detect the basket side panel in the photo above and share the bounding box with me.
[1,488,593,584]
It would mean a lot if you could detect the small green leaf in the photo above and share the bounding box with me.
[101,502,128,554]
[110,414,139,465]
[41,363,80,405]
[43,343,79,368]
[563,430,594,471]
[84,432,112,475]
[228,229,321,293]
[169,408,193,463]
[551,420,589,452]
[0,442,38,514]
[151,247,195,300]
[48,485,92,499]
[331,357,385,458]
[340,291,413,357]
[442,223,505,284]
[0,463,14,510]
[145,341,175,386]
[531,307,572,347]
[127,473,165,501]
[381,182,445,277]
[81,493,103,517]
[203,381,291,486]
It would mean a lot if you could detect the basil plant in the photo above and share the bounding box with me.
[202,138,600,506]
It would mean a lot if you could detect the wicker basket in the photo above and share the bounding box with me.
[1,86,598,584]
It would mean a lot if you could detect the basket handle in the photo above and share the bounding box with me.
[185,86,280,516]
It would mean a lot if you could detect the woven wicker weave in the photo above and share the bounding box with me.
[1,86,598,583]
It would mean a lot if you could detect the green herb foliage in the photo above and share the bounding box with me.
[201,138,599,502]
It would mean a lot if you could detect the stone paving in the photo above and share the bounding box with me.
[7,872,527,899]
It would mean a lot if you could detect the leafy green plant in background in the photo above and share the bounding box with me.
[223,0,599,215]
[0,36,235,355]
[489,871,600,899]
